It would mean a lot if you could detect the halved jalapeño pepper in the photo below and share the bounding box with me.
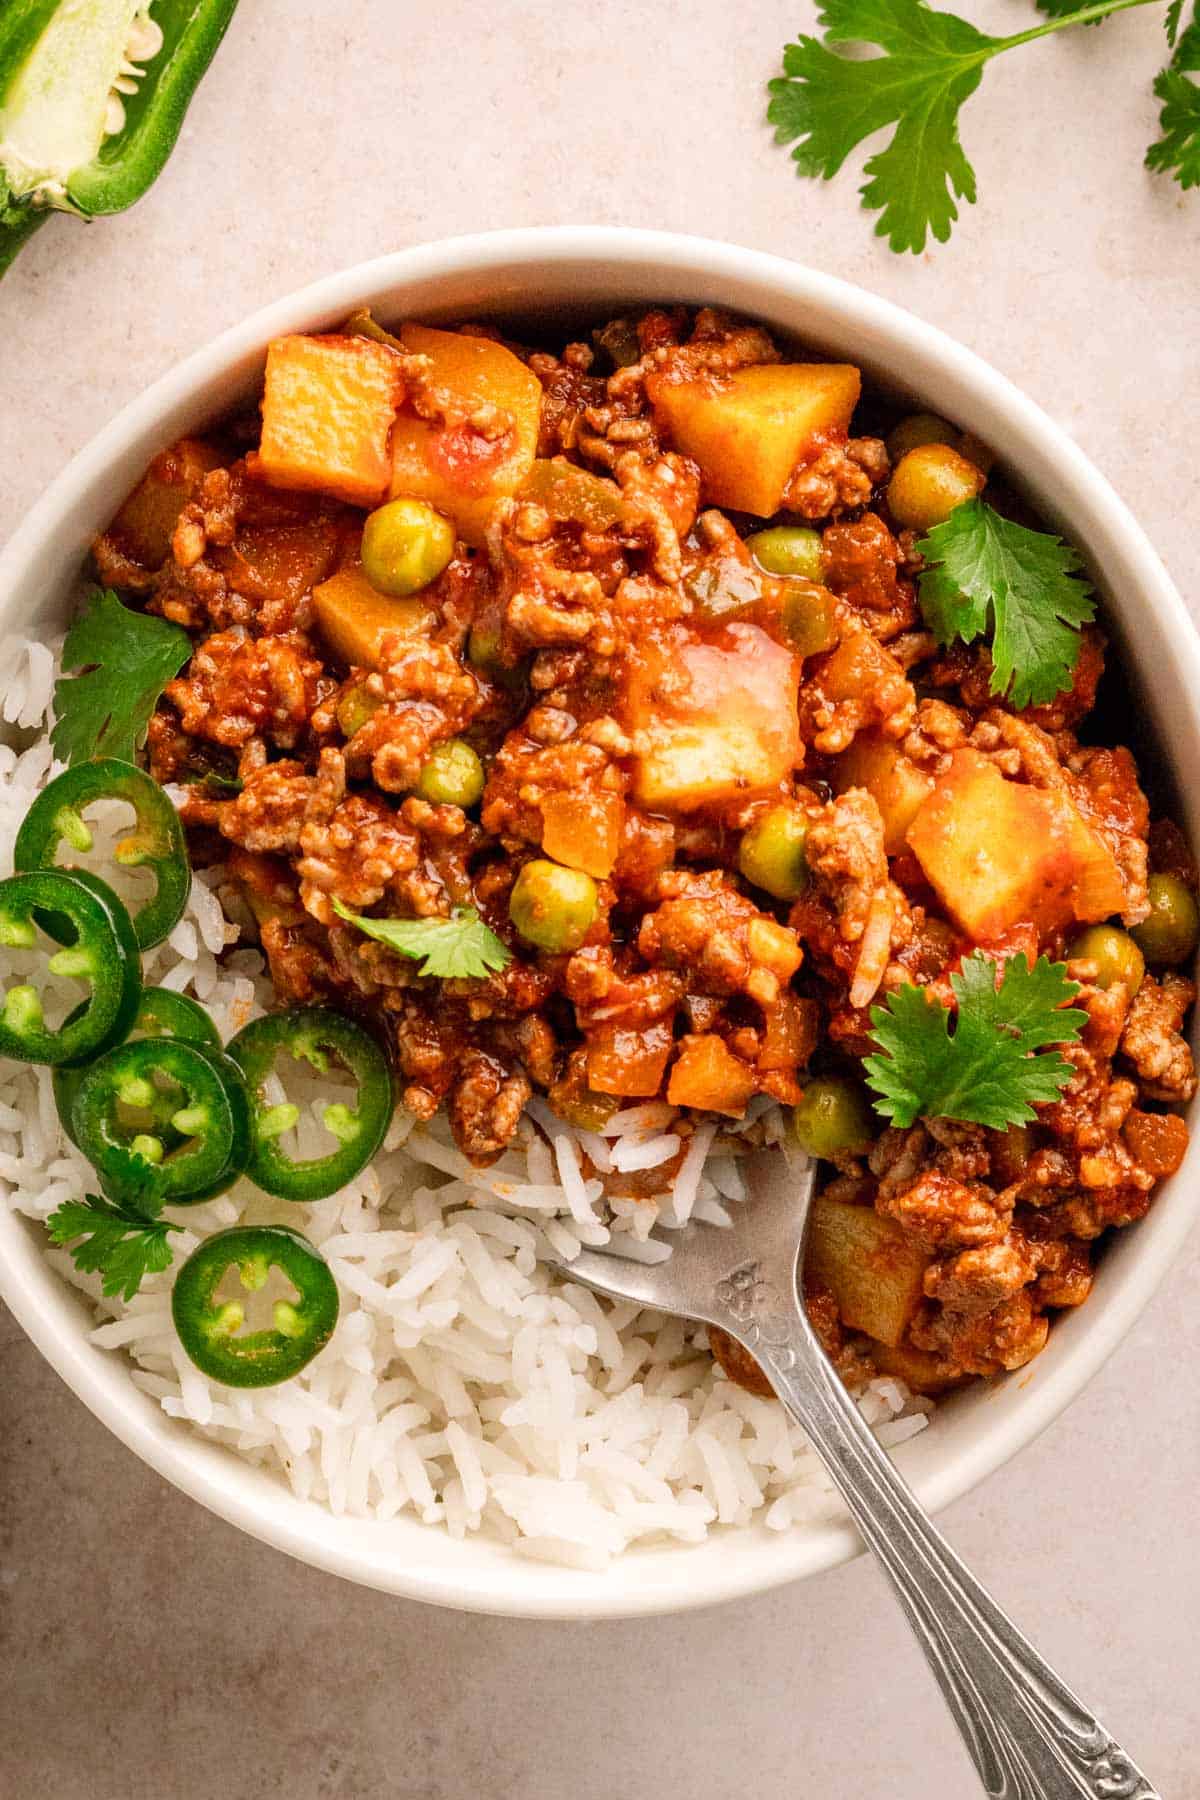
[54,984,221,1147]
[14,758,189,949]
[226,1006,392,1202]
[171,1225,339,1388]
[0,868,140,1065]
[71,1036,250,1205]
[0,1,240,277]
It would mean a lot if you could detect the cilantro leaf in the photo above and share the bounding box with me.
[332,901,512,980]
[916,499,1095,709]
[1147,12,1200,187]
[52,588,192,766]
[1176,8,1200,61]
[767,0,995,253]
[46,1193,181,1303]
[768,0,1172,254]
[864,952,1086,1130]
[1147,68,1200,185]
[1166,0,1185,44]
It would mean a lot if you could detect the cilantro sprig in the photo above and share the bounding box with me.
[1147,15,1200,186]
[333,901,512,980]
[864,952,1086,1130]
[768,0,1189,254]
[46,1193,181,1302]
[916,499,1095,708]
[52,587,192,766]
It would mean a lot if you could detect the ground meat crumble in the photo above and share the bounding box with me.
[100,305,1195,1397]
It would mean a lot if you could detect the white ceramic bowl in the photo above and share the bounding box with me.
[2,229,1197,1620]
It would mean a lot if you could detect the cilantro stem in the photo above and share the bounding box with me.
[997,0,1164,50]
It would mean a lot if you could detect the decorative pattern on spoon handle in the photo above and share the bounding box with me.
[712,1259,1160,1800]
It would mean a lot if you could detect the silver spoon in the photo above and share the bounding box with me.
[554,1149,1158,1799]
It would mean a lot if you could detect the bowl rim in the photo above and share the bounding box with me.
[2,226,1199,1620]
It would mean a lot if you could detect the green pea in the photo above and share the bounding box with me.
[887,444,985,532]
[467,620,526,694]
[791,1077,874,1159]
[415,739,485,808]
[1131,873,1200,966]
[1067,924,1145,995]
[746,526,825,582]
[467,620,502,671]
[361,498,454,597]
[738,806,810,901]
[509,858,598,953]
[885,412,959,463]
[779,580,839,657]
[336,683,382,738]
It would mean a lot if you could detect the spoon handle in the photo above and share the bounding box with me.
[739,1290,1159,1799]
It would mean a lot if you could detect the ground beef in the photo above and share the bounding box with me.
[95,302,1194,1398]
[878,1169,1009,1251]
[448,1050,533,1163]
[164,628,328,750]
[783,437,890,519]
[1121,974,1198,1102]
[638,871,802,1011]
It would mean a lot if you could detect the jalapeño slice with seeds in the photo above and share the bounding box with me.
[226,1007,393,1202]
[14,758,190,949]
[71,1037,251,1206]
[54,985,222,1148]
[0,868,140,1065]
[171,1225,339,1388]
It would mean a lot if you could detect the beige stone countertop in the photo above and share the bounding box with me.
[2,2,1198,1795]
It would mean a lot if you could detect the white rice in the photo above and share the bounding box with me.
[0,635,931,1566]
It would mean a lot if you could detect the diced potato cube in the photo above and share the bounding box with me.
[625,622,800,810]
[805,1198,930,1347]
[587,1019,674,1098]
[256,334,405,507]
[907,749,1127,940]
[312,564,433,671]
[645,361,861,516]
[225,521,341,608]
[108,437,223,569]
[869,1340,965,1396]
[667,1034,757,1116]
[1122,1109,1188,1178]
[539,791,625,879]
[758,992,820,1072]
[635,724,769,812]
[817,629,906,705]
[390,323,542,545]
[834,733,934,854]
